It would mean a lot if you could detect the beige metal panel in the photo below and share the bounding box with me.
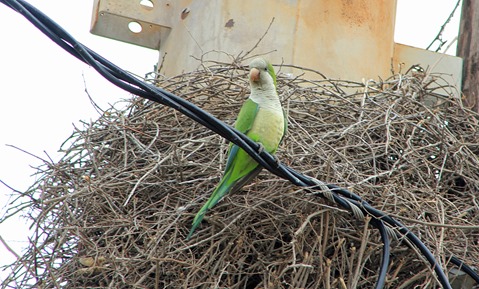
[157,0,298,74]
[291,0,397,80]
[393,43,463,99]
[90,0,172,49]
[156,0,397,81]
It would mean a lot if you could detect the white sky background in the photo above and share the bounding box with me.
[0,0,462,280]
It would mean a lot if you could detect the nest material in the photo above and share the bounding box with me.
[2,60,479,289]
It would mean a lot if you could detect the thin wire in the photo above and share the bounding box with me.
[2,0,478,288]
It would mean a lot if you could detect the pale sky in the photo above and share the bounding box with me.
[0,0,462,280]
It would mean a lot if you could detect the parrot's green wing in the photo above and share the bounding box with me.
[224,98,260,172]
[236,98,260,132]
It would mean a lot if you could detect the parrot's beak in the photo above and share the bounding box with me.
[249,68,260,82]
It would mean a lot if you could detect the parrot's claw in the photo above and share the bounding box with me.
[256,142,265,154]
[256,142,281,167]
[273,155,281,165]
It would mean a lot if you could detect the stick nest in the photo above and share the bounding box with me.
[2,60,479,288]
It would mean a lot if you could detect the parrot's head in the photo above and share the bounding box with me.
[248,57,277,90]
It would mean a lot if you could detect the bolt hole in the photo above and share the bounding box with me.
[128,21,142,33]
[140,0,154,10]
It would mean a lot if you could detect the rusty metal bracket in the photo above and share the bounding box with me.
[90,0,172,49]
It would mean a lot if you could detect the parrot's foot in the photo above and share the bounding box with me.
[256,142,265,154]
[273,155,281,166]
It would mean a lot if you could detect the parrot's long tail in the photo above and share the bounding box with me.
[186,166,263,240]
[186,175,233,240]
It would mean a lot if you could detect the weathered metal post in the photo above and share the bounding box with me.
[457,0,479,112]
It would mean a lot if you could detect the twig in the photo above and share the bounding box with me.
[426,0,462,52]
[240,17,276,59]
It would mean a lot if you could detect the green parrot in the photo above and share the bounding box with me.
[186,57,287,240]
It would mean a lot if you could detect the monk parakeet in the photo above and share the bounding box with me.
[186,57,287,240]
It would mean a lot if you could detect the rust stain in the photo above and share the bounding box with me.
[340,0,369,27]
[225,18,235,28]
[298,0,323,29]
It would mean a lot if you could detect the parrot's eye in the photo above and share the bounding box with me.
[264,67,268,71]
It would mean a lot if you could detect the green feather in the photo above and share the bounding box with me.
[186,99,260,240]
[225,99,259,171]
[186,170,233,240]
[266,62,277,88]
[186,57,285,240]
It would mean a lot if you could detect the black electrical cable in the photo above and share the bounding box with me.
[2,0,478,288]
[449,256,479,284]
[371,218,390,289]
